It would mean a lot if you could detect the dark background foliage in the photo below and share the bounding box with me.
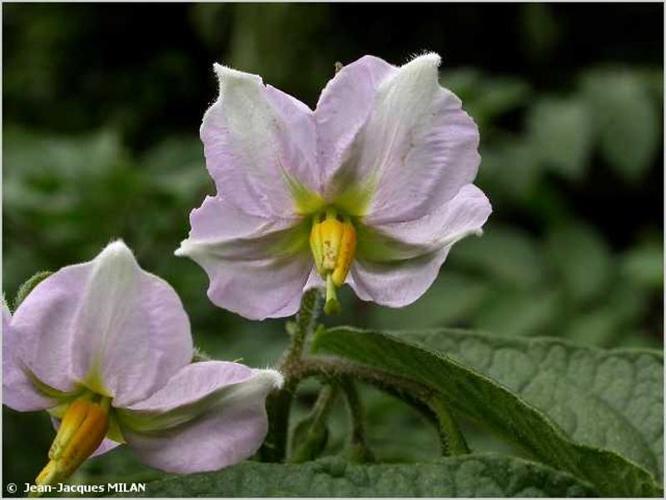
[3,3,663,492]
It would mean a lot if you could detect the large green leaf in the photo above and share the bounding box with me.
[312,328,663,497]
[395,329,662,476]
[131,455,595,497]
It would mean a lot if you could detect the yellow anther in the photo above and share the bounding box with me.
[309,208,357,314]
[36,396,110,489]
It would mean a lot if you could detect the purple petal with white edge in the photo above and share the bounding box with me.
[118,363,283,474]
[265,84,320,192]
[350,184,491,307]
[314,55,396,185]
[3,303,57,411]
[338,53,481,223]
[176,196,313,320]
[70,241,193,406]
[11,241,193,408]
[9,266,88,396]
[201,64,319,218]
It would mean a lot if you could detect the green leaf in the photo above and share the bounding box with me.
[581,69,659,181]
[289,385,337,463]
[478,140,542,200]
[527,97,593,180]
[13,271,52,310]
[394,329,662,476]
[544,223,612,305]
[367,272,488,329]
[441,70,530,131]
[312,328,663,497]
[446,77,530,132]
[473,289,560,337]
[133,455,596,497]
[621,239,664,292]
[290,414,330,463]
[140,136,209,202]
[562,282,649,347]
[451,226,544,290]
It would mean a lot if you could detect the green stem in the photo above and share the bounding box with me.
[340,379,374,462]
[261,287,469,463]
[293,358,434,402]
[306,384,338,431]
[290,358,469,458]
[260,289,324,462]
[286,288,324,363]
[260,385,295,462]
[428,397,470,456]
[289,384,338,463]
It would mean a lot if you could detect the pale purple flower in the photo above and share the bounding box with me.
[176,53,492,320]
[2,241,282,479]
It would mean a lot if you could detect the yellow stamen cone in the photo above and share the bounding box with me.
[310,209,357,314]
[35,396,110,489]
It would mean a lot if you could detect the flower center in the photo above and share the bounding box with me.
[309,207,357,314]
[36,394,111,488]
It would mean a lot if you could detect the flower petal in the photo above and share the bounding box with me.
[3,303,57,411]
[314,55,396,184]
[334,53,481,223]
[9,266,88,395]
[90,438,121,458]
[350,184,491,306]
[10,241,193,407]
[176,196,313,320]
[202,64,319,218]
[118,363,283,474]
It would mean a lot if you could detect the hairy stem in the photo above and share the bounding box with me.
[293,358,434,402]
[292,357,470,458]
[285,288,324,364]
[262,288,469,463]
[260,289,324,462]
[340,378,374,462]
[260,384,296,462]
[289,384,338,463]
[428,397,470,456]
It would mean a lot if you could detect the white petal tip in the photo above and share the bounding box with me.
[174,240,198,258]
[255,369,284,391]
[409,52,441,68]
[98,240,136,264]
[174,245,186,257]
[473,228,484,237]
[91,240,140,285]
[213,63,261,89]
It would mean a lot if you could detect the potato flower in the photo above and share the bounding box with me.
[2,241,282,484]
[177,53,491,319]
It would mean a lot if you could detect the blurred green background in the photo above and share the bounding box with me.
[3,3,663,493]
